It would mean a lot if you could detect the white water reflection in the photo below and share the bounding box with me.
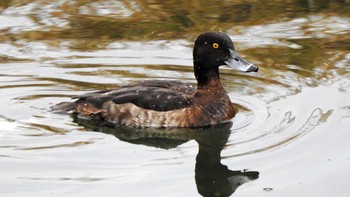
[229,15,350,49]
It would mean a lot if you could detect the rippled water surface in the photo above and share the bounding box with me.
[1,1,350,196]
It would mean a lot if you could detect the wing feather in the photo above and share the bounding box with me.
[74,80,195,111]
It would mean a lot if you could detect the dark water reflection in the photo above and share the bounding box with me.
[194,126,259,197]
[74,116,259,197]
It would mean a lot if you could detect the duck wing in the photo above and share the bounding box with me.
[74,80,196,112]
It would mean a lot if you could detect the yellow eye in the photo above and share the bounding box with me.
[213,43,219,49]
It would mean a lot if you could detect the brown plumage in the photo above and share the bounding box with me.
[54,32,258,128]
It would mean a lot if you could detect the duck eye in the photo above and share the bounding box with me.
[213,43,219,49]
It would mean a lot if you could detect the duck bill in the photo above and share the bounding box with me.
[225,49,258,72]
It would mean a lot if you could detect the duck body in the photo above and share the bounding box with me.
[55,32,258,128]
[65,80,235,128]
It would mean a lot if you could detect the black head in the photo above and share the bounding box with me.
[193,32,258,86]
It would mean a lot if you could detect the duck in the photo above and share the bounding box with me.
[55,31,258,128]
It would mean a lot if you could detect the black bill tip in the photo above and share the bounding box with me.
[246,64,259,72]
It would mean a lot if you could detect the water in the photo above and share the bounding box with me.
[1,1,350,196]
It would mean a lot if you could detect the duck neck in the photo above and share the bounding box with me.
[194,62,222,89]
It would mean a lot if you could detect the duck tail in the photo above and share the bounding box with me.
[51,102,77,113]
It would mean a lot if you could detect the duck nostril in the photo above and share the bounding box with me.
[234,58,239,62]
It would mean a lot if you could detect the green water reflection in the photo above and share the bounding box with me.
[1,0,349,82]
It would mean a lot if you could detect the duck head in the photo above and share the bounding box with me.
[193,32,258,86]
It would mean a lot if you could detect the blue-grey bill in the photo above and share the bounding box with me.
[225,49,258,72]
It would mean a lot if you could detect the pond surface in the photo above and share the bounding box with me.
[1,0,350,196]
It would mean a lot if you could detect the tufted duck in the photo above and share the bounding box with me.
[54,31,258,128]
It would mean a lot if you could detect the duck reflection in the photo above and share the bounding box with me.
[194,123,259,197]
[73,116,259,196]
